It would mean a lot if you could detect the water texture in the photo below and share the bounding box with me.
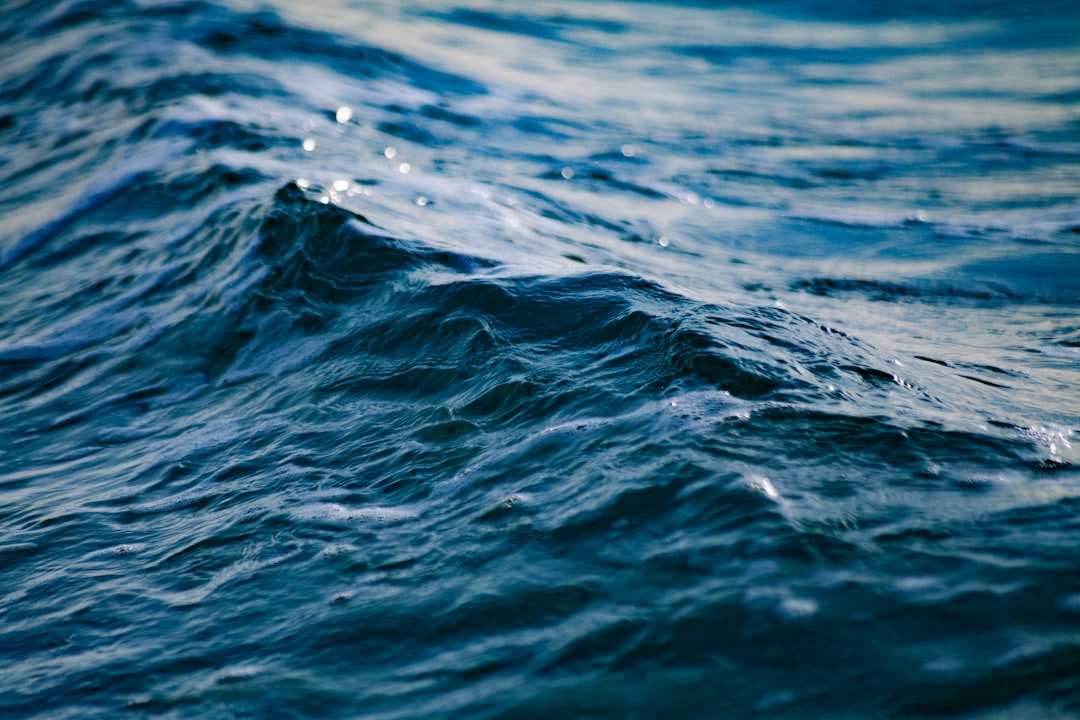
[1,0,1079,717]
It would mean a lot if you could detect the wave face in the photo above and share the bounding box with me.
[2,0,1079,717]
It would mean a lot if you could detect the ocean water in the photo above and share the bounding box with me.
[2,0,1079,717]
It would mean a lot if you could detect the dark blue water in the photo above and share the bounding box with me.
[2,0,1080,717]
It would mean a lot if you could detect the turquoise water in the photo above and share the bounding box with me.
[1,0,1079,717]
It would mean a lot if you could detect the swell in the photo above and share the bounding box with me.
[3,188,1073,720]
[2,1,1078,718]
[3,162,1041,504]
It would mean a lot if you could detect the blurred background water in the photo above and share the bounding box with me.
[1,0,1079,717]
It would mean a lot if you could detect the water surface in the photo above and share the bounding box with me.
[1,0,1079,717]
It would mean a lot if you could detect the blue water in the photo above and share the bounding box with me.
[2,0,1079,717]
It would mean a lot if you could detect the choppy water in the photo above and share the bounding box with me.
[2,0,1080,717]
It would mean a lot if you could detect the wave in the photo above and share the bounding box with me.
[2,0,1079,718]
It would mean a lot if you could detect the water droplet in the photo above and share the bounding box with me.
[560,167,574,179]
[621,144,636,157]
[333,179,349,192]
[302,138,317,152]
[399,163,411,174]
[657,236,669,247]
[415,196,429,206]
[384,146,397,159]
[296,178,310,190]
[335,106,353,124]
